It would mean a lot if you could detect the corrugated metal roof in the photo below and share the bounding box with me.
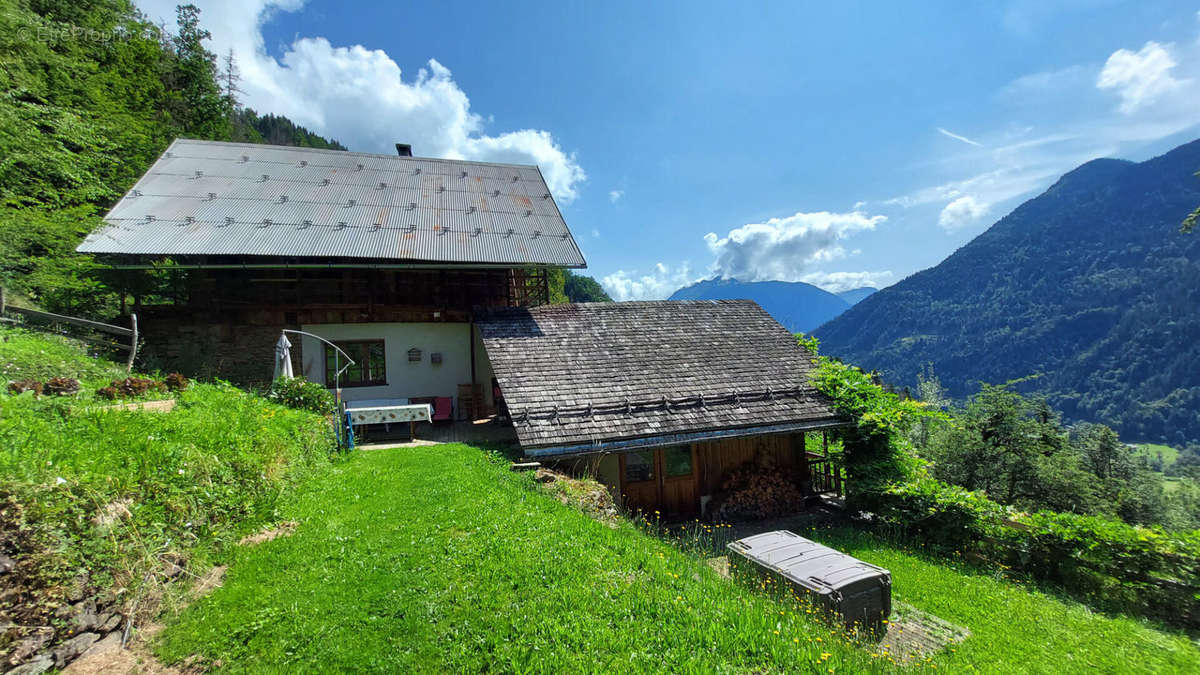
[78,139,586,267]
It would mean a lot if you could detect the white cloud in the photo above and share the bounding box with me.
[886,132,1132,219]
[937,127,982,147]
[602,263,696,301]
[1097,41,1185,113]
[900,33,1200,229]
[608,189,624,203]
[134,0,586,202]
[1000,65,1089,98]
[799,270,894,293]
[591,228,600,239]
[938,195,990,230]
[702,210,886,282]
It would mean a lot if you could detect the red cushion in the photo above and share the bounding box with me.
[432,396,452,421]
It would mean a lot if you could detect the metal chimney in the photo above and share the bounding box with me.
[395,143,413,157]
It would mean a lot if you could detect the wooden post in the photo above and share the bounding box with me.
[469,322,477,386]
[126,313,138,373]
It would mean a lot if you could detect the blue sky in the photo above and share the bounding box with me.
[136,1,1200,299]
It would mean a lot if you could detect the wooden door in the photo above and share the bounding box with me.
[620,449,660,515]
[659,445,698,520]
[619,446,698,520]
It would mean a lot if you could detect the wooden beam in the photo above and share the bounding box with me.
[57,331,132,350]
[3,305,133,336]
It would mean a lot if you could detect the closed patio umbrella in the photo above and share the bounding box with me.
[273,332,294,380]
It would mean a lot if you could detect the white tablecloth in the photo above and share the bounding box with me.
[347,403,432,425]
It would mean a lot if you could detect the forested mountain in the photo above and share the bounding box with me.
[669,278,851,332]
[0,1,342,317]
[232,109,347,150]
[836,287,876,305]
[563,271,613,302]
[814,139,1200,445]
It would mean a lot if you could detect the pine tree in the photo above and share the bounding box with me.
[167,4,229,140]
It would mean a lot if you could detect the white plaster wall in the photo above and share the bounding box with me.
[300,322,473,404]
[595,453,623,506]
[471,325,497,410]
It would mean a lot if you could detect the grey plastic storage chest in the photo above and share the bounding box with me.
[728,530,891,627]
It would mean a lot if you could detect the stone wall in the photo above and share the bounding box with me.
[137,309,299,387]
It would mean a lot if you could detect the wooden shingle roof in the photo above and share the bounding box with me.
[476,300,844,455]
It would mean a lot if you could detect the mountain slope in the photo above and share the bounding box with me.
[0,1,343,319]
[837,287,877,305]
[813,139,1200,445]
[669,279,850,332]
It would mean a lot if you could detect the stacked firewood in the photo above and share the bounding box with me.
[713,462,805,521]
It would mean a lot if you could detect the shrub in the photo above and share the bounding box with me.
[164,372,189,392]
[874,476,1200,628]
[875,476,1005,547]
[799,334,1200,627]
[6,379,42,397]
[115,377,166,398]
[43,377,80,396]
[95,378,169,401]
[267,377,334,415]
[803,336,938,510]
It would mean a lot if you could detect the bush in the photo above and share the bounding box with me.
[801,335,1200,627]
[93,377,169,401]
[805,337,936,510]
[164,372,189,392]
[115,377,166,398]
[43,377,80,396]
[6,379,42,397]
[267,377,334,415]
[875,476,1005,547]
[874,476,1200,628]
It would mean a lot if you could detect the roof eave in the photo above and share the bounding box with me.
[81,254,586,271]
[518,417,850,459]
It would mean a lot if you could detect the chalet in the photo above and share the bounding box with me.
[476,301,846,519]
[79,139,848,519]
[77,138,583,413]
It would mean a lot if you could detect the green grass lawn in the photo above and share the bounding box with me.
[789,525,1198,673]
[0,325,336,618]
[0,325,132,383]
[1164,476,1194,495]
[1133,443,1180,470]
[157,445,1199,673]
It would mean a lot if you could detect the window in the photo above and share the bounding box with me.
[624,450,655,483]
[662,446,693,478]
[325,340,386,387]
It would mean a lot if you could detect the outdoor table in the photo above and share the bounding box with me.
[345,399,433,441]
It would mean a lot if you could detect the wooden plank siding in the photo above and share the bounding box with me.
[692,432,809,497]
[125,266,539,385]
[560,431,843,520]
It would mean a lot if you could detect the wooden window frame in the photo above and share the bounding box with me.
[325,339,387,388]
[618,445,699,519]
